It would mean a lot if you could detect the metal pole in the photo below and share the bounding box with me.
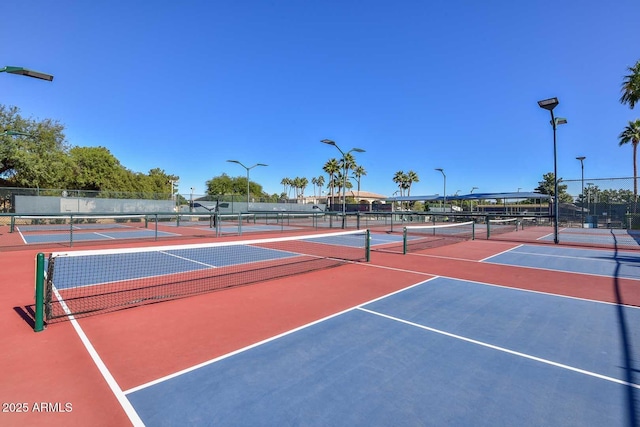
[443,174,447,212]
[342,162,347,228]
[552,111,559,244]
[34,253,45,332]
[577,158,585,227]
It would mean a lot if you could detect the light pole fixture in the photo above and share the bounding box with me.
[435,168,446,211]
[1,66,54,81]
[576,156,586,227]
[538,97,566,244]
[227,160,268,210]
[321,139,365,228]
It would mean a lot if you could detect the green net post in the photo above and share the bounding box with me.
[10,215,15,233]
[402,227,408,255]
[34,253,45,332]
[472,221,476,240]
[365,229,371,262]
[486,215,490,239]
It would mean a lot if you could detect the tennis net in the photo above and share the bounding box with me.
[35,229,370,325]
[403,221,475,254]
[487,218,519,238]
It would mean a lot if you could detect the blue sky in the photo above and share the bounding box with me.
[2,1,639,198]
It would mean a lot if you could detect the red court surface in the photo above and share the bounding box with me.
[1,228,639,426]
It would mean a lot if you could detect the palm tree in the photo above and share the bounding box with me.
[404,170,419,210]
[315,175,325,204]
[392,171,407,196]
[323,158,340,210]
[338,153,357,207]
[352,165,367,201]
[620,60,640,109]
[311,177,318,201]
[393,170,411,210]
[280,177,291,200]
[619,119,640,212]
[299,177,308,201]
[406,170,419,198]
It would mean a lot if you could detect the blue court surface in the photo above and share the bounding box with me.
[20,229,179,244]
[124,276,640,426]
[483,244,640,280]
[538,227,640,247]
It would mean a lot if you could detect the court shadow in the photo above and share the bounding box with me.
[13,305,37,330]
[611,229,640,426]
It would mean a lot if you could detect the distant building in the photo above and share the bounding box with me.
[303,190,389,211]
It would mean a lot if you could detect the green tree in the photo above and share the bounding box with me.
[206,173,264,200]
[618,119,640,211]
[206,173,234,195]
[535,172,573,203]
[0,105,69,188]
[68,146,123,191]
[620,60,640,109]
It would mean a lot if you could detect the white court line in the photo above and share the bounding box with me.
[51,285,144,426]
[358,307,640,389]
[93,232,117,240]
[479,244,523,262]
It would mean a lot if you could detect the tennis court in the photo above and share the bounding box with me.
[2,227,640,426]
[537,227,640,248]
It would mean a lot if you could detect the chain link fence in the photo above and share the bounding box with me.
[560,177,638,229]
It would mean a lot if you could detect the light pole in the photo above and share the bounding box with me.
[470,186,478,212]
[227,160,267,210]
[167,179,179,210]
[1,65,54,81]
[587,183,594,217]
[321,139,365,228]
[538,97,567,244]
[576,156,586,227]
[435,168,446,212]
